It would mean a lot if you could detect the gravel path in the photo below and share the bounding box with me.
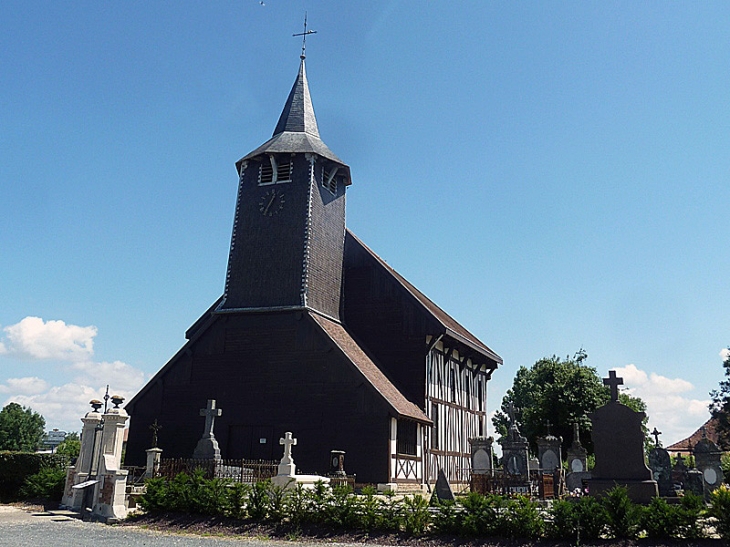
[0,505,302,547]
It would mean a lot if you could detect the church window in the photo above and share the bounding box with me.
[259,155,292,185]
[322,166,339,195]
[396,420,417,455]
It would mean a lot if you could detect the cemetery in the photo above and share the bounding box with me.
[25,367,724,541]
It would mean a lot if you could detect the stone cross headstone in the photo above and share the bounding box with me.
[647,428,672,497]
[278,431,297,476]
[193,399,222,460]
[499,411,531,494]
[588,370,658,503]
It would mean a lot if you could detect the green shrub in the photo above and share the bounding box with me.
[431,499,462,535]
[0,452,68,502]
[641,496,681,539]
[573,495,607,541]
[677,491,706,539]
[246,480,271,520]
[498,495,544,539]
[461,491,501,536]
[602,485,640,539]
[225,482,250,519]
[402,495,430,536]
[547,499,578,540]
[19,466,66,501]
[708,484,730,540]
[137,477,169,513]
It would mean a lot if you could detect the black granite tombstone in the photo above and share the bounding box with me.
[587,371,658,503]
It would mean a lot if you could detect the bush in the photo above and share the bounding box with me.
[601,485,640,539]
[461,491,502,536]
[402,494,430,536]
[573,495,607,541]
[19,466,67,501]
[498,496,544,539]
[431,499,462,535]
[708,484,730,540]
[677,491,706,539]
[0,451,68,502]
[641,496,681,539]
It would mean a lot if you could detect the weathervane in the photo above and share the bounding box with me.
[293,12,317,59]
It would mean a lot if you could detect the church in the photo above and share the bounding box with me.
[125,53,502,487]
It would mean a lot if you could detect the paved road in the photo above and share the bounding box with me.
[0,506,309,547]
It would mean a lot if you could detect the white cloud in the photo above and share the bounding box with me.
[0,377,50,395]
[71,360,147,393]
[613,364,710,446]
[2,317,96,361]
[720,348,730,362]
[0,316,148,431]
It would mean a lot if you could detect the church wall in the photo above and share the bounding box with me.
[342,234,431,407]
[125,311,392,483]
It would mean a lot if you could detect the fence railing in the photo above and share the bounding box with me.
[157,458,278,484]
[470,469,563,499]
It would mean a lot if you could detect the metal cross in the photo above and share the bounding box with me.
[149,419,162,448]
[545,419,553,435]
[651,427,662,447]
[573,422,581,444]
[199,399,222,438]
[603,370,624,402]
[293,12,317,59]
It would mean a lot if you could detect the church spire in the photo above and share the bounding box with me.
[272,58,320,138]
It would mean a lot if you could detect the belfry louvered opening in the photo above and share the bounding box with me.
[259,155,293,185]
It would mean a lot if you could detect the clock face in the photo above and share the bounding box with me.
[259,189,284,216]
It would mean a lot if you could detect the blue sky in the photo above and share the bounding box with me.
[1,1,728,446]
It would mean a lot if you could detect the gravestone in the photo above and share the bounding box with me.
[499,403,531,494]
[536,421,562,472]
[565,422,591,493]
[694,430,725,499]
[469,436,494,475]
[588,370,658,503]
[193,399,222,460]
[432,468,455,502]
[647,428,672,497]
[270,431,330,490]
[670,453,702,495]
[329,450,346,476]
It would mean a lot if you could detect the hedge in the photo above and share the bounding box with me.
[0,451,69,502]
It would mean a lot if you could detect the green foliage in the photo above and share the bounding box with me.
[431,499,461,535]
[601,486,641,539]
[640,496,681,539]
[246,480,270,520]
[494,350,618,455]
[401,494,431,536]
[19,466,66,501]
[708,484,730,540]
[497,496,544,539]
[460,491,503,536]
[0,451,68,502]
[710,349,730,449]
[677,491,706,539]
[0,403,45,452]
[55,432,80,458]
[573,495,608,541]
[722,452,730,478]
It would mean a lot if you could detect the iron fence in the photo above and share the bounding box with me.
[157,458,278,484]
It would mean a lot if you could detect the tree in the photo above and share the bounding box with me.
[0,403,46,452]
[493,350,648,456]
[55,432,81,458]
[710,349,730,449]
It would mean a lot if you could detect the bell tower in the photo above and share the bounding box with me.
[218,56,351,321]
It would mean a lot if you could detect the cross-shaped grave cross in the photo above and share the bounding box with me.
[651,427,662,447]
[280,431,297,464]
[200,399,222,438]
[149,419,162,448]
[507,401,517,425]
[545,419,553,435]
[603,370,624,402]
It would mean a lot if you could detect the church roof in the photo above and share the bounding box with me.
[238,59,348,169]
[667,417,721,452]
[347,230,502,367]
[311,312,431,424]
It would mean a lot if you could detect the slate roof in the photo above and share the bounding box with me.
[311,312,431,424]
[237,59,348,170]
[347,230,502,367]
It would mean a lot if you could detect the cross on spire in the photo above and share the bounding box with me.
[603,370,624,402]
[293,12,317,60]
[199,399,222,438]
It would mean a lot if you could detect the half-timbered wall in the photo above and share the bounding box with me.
[425,341,489,484]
